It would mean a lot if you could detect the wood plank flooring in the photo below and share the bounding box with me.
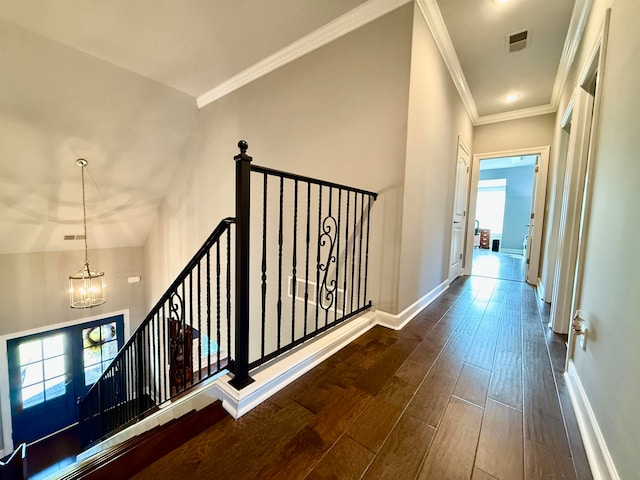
[133,275,592,480]
[472,249,527,282]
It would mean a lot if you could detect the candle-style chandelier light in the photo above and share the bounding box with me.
[69,159,106,308]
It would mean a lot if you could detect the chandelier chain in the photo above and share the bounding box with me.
[81,163,89,265]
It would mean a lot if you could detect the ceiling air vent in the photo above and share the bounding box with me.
[507,30,528,53]
[64,234,86,241]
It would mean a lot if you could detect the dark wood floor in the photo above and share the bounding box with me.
[132,275,592,480]
[472,248,527,282]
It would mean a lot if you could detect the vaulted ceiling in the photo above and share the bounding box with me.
[0,0,581,255]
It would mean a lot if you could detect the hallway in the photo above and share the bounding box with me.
[132,274,591,480]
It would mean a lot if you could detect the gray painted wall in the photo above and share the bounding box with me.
[396,6,473,311]
[0,247,146,337]
[479,166,534,251]
[145,5,415,315]
[473,114,555,154]
[564,0,639,477]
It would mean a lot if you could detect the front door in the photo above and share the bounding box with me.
[7,315,124,445]
[450,138,471,280]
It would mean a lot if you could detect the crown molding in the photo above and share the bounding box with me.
[197,0,412,109]
[550,0,594,109]
[475,103,557,126]
[199,0,590,125]
[415,0,479,123]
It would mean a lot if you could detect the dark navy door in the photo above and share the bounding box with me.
[7,331,75,445]
[7,315,124,445]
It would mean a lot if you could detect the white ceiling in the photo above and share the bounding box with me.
[437,0,576,117]
[0,0,581,255]
[0,0,366,98]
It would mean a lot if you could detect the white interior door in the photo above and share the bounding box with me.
[449,138,470,281]
[525,151,549,285]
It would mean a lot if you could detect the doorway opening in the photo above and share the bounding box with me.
[465,146,550,285]
[471,156,536,282]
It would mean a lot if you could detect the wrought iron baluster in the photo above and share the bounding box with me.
[216,240,222,370]
[128,349,133,420]
[124,350,130,422]
[161,304,166,402]
[351,193,357,313]
[291,179,298,342]
[181,282,187,392]
[155,314,160,399]
[277,176,284,349]
[315,185,322,331]
[343,191,350,315]
[197,263,202,381]
[358,192,364,309]
[261,172,267,358]
[226,227,232,369]
[304,182,311,336]
[336,189,342,323]
[364,195,372,305]
[148,315,154,405]
[325,186,332,326]
[318,187,338,320]
[144,319,150,408]
[189,273,194,386]
[206,251,211,376]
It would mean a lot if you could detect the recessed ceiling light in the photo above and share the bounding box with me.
[504,93,520,103]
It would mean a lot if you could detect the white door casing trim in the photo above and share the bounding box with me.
[549,87,593,334]
[565,8,611,349]
[539,97,574,303]
[465,146,550,283]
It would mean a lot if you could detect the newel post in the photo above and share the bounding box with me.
[230,140,255,389]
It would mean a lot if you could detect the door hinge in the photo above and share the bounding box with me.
[466,166,470,173]
[535,165,539,173]
[530,212,535,219]
[463,210,466,217]
[460,253,463,260]
[526,258,530,265]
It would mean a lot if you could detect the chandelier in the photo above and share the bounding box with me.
[69,159,106,308]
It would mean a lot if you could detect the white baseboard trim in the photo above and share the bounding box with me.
[500,248,524,255]
[565,361,620,480]
[375,279,449,330]
[213,311,377,418]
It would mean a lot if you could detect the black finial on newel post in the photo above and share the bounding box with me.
[231,140,254,390]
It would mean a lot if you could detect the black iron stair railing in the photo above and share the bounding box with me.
[78,140,377,445]
[78,218,235,445]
